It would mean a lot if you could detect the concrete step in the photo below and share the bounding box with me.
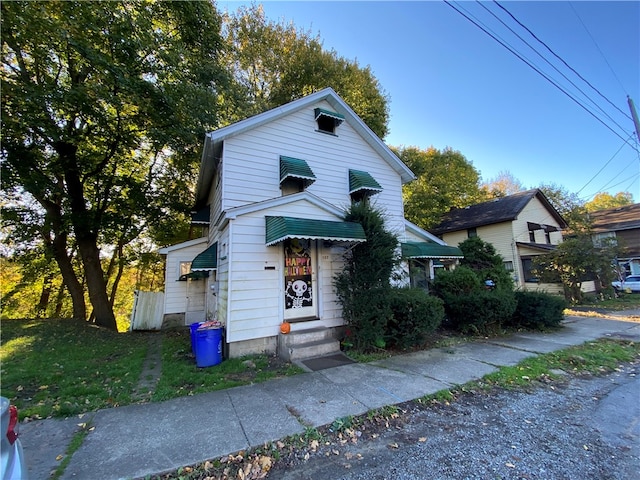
[278,327,340,361]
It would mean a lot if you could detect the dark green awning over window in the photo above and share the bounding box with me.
[191,243,218,271]
[314,107,345,125]
[266,216,366,246]
[401,242,464,259]
[349,169,383,195]
[280,156,316,187]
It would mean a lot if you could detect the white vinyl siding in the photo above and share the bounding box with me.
[225,200,348,343]
[220,101,406,235]
[160,239,208,316]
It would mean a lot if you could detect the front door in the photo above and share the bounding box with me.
[283,239,317,321]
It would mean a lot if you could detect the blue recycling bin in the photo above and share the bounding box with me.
[195,327,223,368]
[189,322,203,354]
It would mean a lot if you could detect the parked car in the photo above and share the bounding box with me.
[612,275,640,293]
[1,397,27,480]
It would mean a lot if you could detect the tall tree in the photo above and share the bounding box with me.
[222,4,390,138]
[481,170,526,197]
[1,1,228,329]
[584,192,634,212]
[396,146,486,229]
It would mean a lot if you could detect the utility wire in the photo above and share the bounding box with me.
[568,1,629,97]
[444,1,638,152]
[576,134,633,194]
[496,0,631,120]
[480,1,631,135]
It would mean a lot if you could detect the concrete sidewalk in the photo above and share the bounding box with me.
[21,313,640,480]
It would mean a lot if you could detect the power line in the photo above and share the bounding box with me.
[495,0,631,121]
[576,134,633,194]
[568,1,629,97]
[444,1,638,152]
[478,1,631,137]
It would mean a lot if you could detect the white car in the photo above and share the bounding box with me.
[1,397,27,480]
[612,275,640,293]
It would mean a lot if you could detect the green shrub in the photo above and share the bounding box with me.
[441,289,517,334]
[432,266,481,296]
[510,291,567,329]
[386,288,444,349]
[340,287,393,351]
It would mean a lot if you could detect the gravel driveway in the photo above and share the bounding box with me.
[270,362,640,479]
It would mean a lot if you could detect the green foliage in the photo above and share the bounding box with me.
[334,203,398,351]
[584,192,633,213]
[440,289,517,334]
[1,0,229,328]
[385,288,444,349]
[396,146,487,229]
[222,4,390,138]
[432,266,482,296]
[509,291,567,330]
[458,236,513,290]
[539,233,624,304]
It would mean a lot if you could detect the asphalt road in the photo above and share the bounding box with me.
[269,363,640,480]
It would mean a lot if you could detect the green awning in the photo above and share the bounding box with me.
[314,107,345,125]
[401,242,464,259]
[280,156,316,186]
[191,243,218,271]
[266,216,366,246]
[178,271,210,281]
[349,169,383,195]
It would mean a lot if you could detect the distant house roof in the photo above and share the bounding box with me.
[588,203,640,233]
[430,189,567,236]
[194,87,415,209]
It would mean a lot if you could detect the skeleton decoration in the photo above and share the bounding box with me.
[285,279,313,309]
[284,238,313,310]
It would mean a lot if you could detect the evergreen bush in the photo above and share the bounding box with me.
[386,288,444,349]
[510,291,567,329]
[334,202,398,351]
[441,289,517,334]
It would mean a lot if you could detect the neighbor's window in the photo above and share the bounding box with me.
[467,227,477,238]
[521,258,538,283]
[503,261,513,272]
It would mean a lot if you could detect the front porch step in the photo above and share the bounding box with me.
[277,327,340,361]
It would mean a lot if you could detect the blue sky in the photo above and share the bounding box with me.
[218,1,640,202]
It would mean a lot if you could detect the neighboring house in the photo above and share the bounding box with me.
[158,88,461,357]
[588,203,640,277]
[430,189,567,292]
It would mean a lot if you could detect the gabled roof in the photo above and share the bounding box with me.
[194,88,415,207]
[431,189,567,235]
[588,203,640,233]
[157,237,207,255]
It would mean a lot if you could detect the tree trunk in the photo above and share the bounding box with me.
[36,272,53,318]
[58,141,117,331]
[49,230,87,320]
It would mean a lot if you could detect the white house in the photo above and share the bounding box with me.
[160,88,461,358]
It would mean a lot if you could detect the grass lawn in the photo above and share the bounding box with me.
[0,319,302,420]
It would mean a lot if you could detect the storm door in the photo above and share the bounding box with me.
[283,238,317,321]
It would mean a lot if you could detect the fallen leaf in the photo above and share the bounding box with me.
[388,442,399,449]
[56,455,64,461]
[505,462,516,468]
[418,437,427,442]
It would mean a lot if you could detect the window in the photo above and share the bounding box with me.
[521,258,538,283]
[467,227,477,238]
[503,261,513,272]
[180,262,191,277]
[529,229,536,242]
[314,108,344,134]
